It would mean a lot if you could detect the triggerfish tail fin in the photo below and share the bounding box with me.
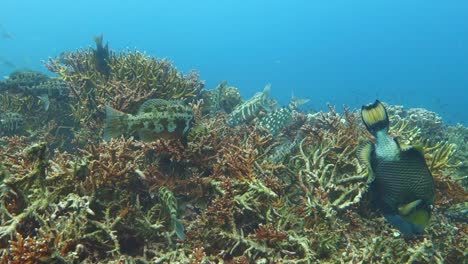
[384,213,423,236]
[361,100,389,135]
[385,202,431,236]
[104,105,127,141]
[403,208,431,230]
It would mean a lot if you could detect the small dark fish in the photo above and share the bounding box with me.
[359,100,435,236]
[93,34,111,77]
[104,99,194,141]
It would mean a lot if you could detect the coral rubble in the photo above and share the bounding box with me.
[0,38,466,263]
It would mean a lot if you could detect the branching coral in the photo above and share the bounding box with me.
[2,232,52,264]
[0,44,466,263]
[200,81,242,116]
[46,45,204,131]
[446,124,468,188]
[290,106,369,214]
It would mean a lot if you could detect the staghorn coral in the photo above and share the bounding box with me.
[2,232,52,264]
[0,44,466,263]
[290,106,369,213]
[0,70,49,91]
[46,42,204,132]
[200,81,242,116]
[446,124,468,188]
[386,104,446,141]
[0,112,23,136]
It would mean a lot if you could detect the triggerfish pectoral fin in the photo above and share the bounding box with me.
[398,199,423,216]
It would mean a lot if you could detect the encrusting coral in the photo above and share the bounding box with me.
[0,38,466,263]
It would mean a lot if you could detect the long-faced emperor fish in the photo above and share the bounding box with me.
[228,84,271,126]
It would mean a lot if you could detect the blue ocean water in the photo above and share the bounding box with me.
[1,0,467,124]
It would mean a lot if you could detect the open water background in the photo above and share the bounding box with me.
[1,0,467,124]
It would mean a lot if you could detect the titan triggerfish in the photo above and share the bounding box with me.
[359,100,435,236]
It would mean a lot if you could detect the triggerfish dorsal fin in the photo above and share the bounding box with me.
[138,99,170,114]
[104,106,128,141]
[361,100,389,135]
[398,199,422,216]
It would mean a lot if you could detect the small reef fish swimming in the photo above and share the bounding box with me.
[93,34,111,77]
[258,98,309,135]
[228,84,271,126]
[359,100,435,236]
[104,99,194,141]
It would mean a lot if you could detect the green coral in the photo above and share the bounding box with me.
[0,70,49,91]
[446,124,468,188]
[46,39,204,131]
[0,47,466,263]
[200,81,242,115]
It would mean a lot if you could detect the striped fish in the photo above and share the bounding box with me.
[258,98,308,135]
[228,84,271,126]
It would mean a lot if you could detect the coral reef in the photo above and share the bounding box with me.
[386,104,446,141]
[0,39,466,263]
[200,81,242,116]
[445,124,468,188]
[46,37,204,135]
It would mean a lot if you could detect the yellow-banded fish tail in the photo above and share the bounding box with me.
[384,209,430,236]
[384,200,432,236]
[104,106,129,141]
[361,100,389,135]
